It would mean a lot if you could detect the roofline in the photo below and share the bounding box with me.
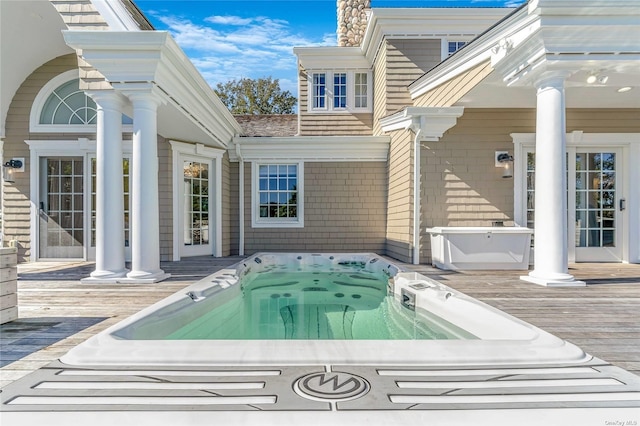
[408,4,530,99]
[361,7,515,65]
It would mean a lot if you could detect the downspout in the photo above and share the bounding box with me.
[412,117,424,265]
[235,143,245,256]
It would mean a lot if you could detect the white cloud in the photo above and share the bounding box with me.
[205,15,253,26]
[151,12,333,97]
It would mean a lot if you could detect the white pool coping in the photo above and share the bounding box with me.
[61,253,589,367]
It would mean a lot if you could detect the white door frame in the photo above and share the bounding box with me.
[513,132,639,264]
[26,139,134,262]
[27,139,93,261]
[170,141,224,260]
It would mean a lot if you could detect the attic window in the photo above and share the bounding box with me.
[448,41,466,56]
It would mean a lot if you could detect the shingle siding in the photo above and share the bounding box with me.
[242,162,387,254]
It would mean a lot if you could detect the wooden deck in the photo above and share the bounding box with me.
[1,257,639,388]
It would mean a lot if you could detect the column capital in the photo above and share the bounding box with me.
[534,70,572,91]
[113,82,165,109]
[85,89,128,111]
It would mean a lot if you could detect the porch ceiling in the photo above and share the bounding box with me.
[455,69,640,108]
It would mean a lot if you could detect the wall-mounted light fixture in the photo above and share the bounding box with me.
[495,151,514,179]
[586,72,608,85]
[3,158,24,183]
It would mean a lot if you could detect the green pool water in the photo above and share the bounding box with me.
[165,269,476,340]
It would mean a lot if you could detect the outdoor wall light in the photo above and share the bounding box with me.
[3,159,24,183]
[587,73,608,85]
[495,151,514,179]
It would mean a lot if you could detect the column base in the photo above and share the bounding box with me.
[81,269,129,284]
[520,271,585,287]
[121,269,171,284]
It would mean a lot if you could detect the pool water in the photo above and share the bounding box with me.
[165,269,477,340]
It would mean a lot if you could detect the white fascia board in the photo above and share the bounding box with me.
[230,136,389,162]
[63,31,241,147]
[408,7,532,99]
[294,47,370,70]
[91,0,142,31]
[529,0,640,16]
[362,8,513,64]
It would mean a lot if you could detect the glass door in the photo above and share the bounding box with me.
[574,150,622,262]
[87,157,131,261]
[181,158,212,257]
[38,157,84,259]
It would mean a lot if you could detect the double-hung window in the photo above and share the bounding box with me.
[312,73,326,109]
[333,73,347,109]
[309,70,371,113]
[252,162,304,228]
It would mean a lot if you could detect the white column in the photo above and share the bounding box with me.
[124,87,169,283]
[83,91,128,282]
[521,73,584,287]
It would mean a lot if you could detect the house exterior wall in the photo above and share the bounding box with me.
[2,54,84,262]
[221,152,232,256]
[419,108,640,262]
[158,136,172,261]
[1,54,178,262]
[372,41,388,136]
[413,60,494,108]
[373,39,442,135]
[242,161,387,254]
[229,162,240,255]
[297,67,373,136]
[385,129,414,263]
[49,0,109,30]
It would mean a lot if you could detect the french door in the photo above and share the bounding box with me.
[180,157,212,257]
[38,157,84,259]
[572,149,622,262]
[525,147,623,262]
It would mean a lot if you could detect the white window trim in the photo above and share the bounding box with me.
[512,132,640,264]
[25,138,133,262]
[307,70,372,114]
[251,161,304,229]
[170,141,224,260]
[440,38,471,60]
[30,70,133,134]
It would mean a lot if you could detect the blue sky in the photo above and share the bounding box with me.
[136,0,526,96]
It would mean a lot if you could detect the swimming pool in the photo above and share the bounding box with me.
[61,253,589,366]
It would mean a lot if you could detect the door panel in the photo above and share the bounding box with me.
[574,150,622,262]
[38,157,84,259]
[181,159,212,257]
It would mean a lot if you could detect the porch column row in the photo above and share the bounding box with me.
[83,88,168,283]
[521,73,584,287]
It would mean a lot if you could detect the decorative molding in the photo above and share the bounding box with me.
[62,30,242,148]
[294,47,370,70]
[230,136,389,162]
[380,107,464,141]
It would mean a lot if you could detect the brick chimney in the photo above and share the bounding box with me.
[337,0,370,47]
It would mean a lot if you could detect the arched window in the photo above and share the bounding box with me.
[30,70,132,133]
[39,79,97,125]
